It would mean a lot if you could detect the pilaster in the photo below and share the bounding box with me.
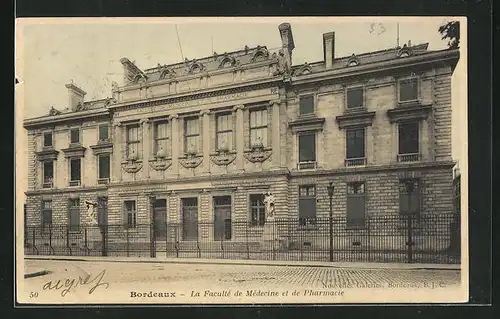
[201,110,211,174]
[112,121,122,182]
[270,99,281,169]
[140,118,150,179]
[169,114,179,176]
[233,104,245,172]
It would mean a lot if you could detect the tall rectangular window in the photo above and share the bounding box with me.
[70,158,81,186]
[124,200,137,229]
[249,194,266,226]
[68,198,80,231]
[41,200,52,231]
[99,124,109,141]
[299,95,314,115]
[299,185,316,225]
[399,78,419,102]
[70,128,80,144]
[98,155,110,180]
[298,133,316,168]
[154,120,170,157]
[399,179,420,215]
[43,132,53,147]
[182,198,198,240]
[43,161,54,187]
[346,127,365,159]
[347,182,366,227]
[249,109,267,147]
[184,117,199,154]
[346,87,364,109]
[216,113,233,150]
[398,122,419,155]
[126,124,140,159]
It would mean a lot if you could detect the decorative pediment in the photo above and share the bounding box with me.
[159,67,177,79]
[149,157,172,171]
[347,54,360,67]
[387,104,432,123]
[61,144,86,158]
[187,60,205,74]
[336,111,376,129]
[210,150,237,166]
[179,154,203,169]
[397,44,413,58]
[47,107,61,116]
[251,46,270,62]
[35,148,59,161]
[90,142,113,155]
[294,62,312,76]
[218,54,237,69]
[288,116,326,133]
[122,160,143,173]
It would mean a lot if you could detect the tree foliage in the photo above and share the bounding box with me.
[439,21,460,49]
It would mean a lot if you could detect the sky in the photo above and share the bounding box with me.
[15,17,467,202]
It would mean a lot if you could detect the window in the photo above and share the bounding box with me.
[99,124,109,141]
[182,198,198,240]
[43,132,53,147]
[98,155,110,180]
[68,198,80,231]
[250,194,266,226]
[249,109,268,147]
[399,179,420,215]
[41,200,52,231]
[70,128,80,144]
[126,124,140,159]
[124,200,137,228]
[346,128,365,159]
[399,78,419,102]
[299,95,314,115]
[398,122,419,157]
[216,113,233,151]
[347,182,366,227]
[298,133,316,168]
[69,158,81,186]
[213,196,232,240]
[154,121,170,157]
[299,185,316,225]
[346,87,364,109]
[184,117,199,154]
[43,161,54,187]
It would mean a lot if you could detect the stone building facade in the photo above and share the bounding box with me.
[23,23,459,246]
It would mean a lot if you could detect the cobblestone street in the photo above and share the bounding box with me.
[19,259,464,304]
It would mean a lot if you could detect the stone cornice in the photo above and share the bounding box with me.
[288,116,326,133]
[25,185,109,196]
[35,148,59,161]
[24,108,110,129]
[291,49,460,86]
[61,145,86,158]
[110,79,281,112]
[335,111,376,129]
[89,142,113,155]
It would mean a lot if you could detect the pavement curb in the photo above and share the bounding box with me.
[24,255,461,271]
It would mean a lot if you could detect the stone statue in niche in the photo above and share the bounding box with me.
[262,191,279,247]
[85,200,98,225]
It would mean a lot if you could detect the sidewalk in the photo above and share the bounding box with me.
[24,255,461,270]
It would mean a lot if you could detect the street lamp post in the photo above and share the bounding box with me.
[405,180,414,263]
[327,182,335,262]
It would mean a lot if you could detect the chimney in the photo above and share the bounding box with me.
[323,32,335,69]
[278,22,295,66]
[65,82,86,111]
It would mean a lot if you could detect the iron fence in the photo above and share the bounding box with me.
[24,213,461,264]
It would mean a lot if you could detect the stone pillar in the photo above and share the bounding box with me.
[169,114,179,176]
[140,118,150,179]
[233,104,245,172]
[270,100,281,169]
[201,109,211,174]
[112,121,122,182]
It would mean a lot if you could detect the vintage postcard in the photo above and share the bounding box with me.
[15,16,468,305]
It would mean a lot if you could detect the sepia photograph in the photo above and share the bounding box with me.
[15,16,467,304]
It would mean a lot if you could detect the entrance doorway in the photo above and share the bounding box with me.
[153,199,167,239]
[213,196,231,241]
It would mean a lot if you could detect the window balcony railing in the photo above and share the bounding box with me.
[397,153,421,163]
[42,182,53,189]
[344,157,367,167]
[98,178,110,185]
[297,161,317,170]
[69,180,81,187]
